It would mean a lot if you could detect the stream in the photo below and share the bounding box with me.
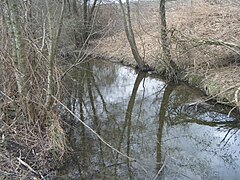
[57,60,240,179]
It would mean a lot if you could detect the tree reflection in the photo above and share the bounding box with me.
[59,61,240,179]
[167,85,240,148]
[86,62,106,176]
[114,72,146,179]
[156,84,175,178]
[59,60,121,178]
[158,85,240,179]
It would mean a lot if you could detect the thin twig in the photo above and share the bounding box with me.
[228,107,236,117]
[187,83,240,106]
[51,95,136,161]
[153,156,168,180]
[17,158,45,179]
[0,90,14,101]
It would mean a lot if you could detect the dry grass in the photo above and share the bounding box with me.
[1,0,240,178]
[89,0,240,106]
[0,120,48,178]
[91,1,240,68]
[169,3,240,68]
[0,11,67,179]
[0,103,68,178]
[48,115,67,158]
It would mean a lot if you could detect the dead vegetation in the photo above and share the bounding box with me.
[169,2,240,68]
[0,50,70,178]
[1,0,240,178]
[0,96,70,179]
[0,1,68,178]
[90,0,240,108]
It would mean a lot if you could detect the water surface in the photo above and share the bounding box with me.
[59,60,240,180]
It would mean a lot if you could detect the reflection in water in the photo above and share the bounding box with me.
[115,72,146,180]
[156,84,175,179]
[58,60,240,179]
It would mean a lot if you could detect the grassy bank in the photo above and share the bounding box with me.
[89,0,240,110]
[1,0,239,178]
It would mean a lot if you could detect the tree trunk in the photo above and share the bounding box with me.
[45,0,65,109]
[119,0,145,70]
[6,0,26,95]
[160,0,170,60]
[72,0,77,15]
[71,0,81,47]
[83,0,88,43]
[159,0,178,81]
[89,0,98,24]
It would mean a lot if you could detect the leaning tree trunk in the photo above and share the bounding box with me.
[119,0,145,70]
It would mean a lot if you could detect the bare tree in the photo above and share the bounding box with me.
[83,0,98,43]
[83,0,88,42]
[6,0,26,96]
[159,0,177,79]
[119,0,145,70]
[45,0,65,109]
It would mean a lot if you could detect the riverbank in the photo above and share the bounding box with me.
[89,0,240,110]
[0,1,239,178]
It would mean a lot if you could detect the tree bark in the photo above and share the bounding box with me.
[159,0,170,60]
[6,0,26,95]
[159,0,177,81]
[83,0,88,42]
[45,0,65,109]
[119,0,145,70]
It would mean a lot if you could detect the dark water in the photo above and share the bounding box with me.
[58,60,240,180]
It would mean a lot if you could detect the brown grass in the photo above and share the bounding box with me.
[1,0,240,178]
[0,103,68,178]
[91,1,240,68]
[89,0,240,106]
[0,13,67,180]
[169,3,240,68]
